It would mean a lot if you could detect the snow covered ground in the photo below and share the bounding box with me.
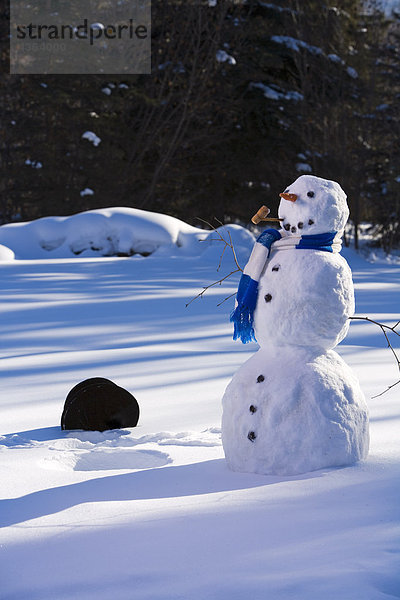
[0,208,399,600]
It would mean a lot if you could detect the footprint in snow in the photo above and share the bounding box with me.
[2,427,221,472]
[42,448,171,472]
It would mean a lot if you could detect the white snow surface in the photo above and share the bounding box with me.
[249,82,304,102]
[0,207,253,261]
[82,131,101,146]
[80,187,95,197]
[296,161,313,172]
[215,49,236,65]
[271,35,324,56]
[0,243,15,260]
[347,66,359,79]
[364,0,400,16]
[1,207,400,599]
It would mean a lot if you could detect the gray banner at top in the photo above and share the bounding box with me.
[10,0,151,74]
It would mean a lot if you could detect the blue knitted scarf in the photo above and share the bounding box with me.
[230,229,340,343]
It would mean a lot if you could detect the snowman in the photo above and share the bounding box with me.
[222,174,369,476]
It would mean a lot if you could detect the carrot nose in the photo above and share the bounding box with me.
[279,192,297,202]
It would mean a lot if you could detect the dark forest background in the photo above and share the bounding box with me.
[1,0,400,251]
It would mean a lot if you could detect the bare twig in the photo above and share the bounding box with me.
[371,379,400,398]
[195,218,244,276]
[185,269,241,307]
[227,228,243,274]
[349,316,400,398]
[217,292,236,307]
[186,217,243,307]
[196,216,243,272]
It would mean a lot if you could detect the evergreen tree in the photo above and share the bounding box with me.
[0,0,399,251]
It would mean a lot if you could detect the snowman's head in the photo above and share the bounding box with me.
[278,174,349,235]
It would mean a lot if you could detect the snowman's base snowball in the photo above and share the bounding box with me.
[221,347,369,476]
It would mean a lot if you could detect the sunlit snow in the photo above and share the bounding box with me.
[0,207,399,600]
[215,49,236,65]
[82,131,101,146]
[250,82,304,102]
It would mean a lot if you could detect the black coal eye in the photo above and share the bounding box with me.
[284,189,289,193]
[307,191,315,198]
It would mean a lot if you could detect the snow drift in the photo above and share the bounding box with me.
[0,207,255,261]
